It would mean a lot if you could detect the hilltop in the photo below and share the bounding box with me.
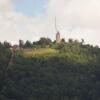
[16,38,100,64]
[0,39,100,100]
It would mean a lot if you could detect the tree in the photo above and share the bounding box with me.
[81,39,84,45]
[38,37,52,46]
[19,40,24,49]
[74,39,79,43]
[24,40,32,48]
[61,38,66,43]
[68,38,73,43]
[4,41,11,48]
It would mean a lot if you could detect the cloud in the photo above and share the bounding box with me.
[48,0,100,28]
[0,0,45,44]
[0,0,100,46]
[47,0,100,46]
[0,0,13,12]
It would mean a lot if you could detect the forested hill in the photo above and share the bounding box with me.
[0,39,100,100]
[17,38,100,64]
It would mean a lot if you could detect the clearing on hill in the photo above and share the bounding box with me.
[19,48,58,57]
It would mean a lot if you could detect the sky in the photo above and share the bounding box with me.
[13,0,47,16]
[0,0,100,46]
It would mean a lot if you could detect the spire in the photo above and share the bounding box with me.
[55,17,57,32]
[55,17,61,43]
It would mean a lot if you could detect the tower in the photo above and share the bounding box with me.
[56,31,61,43]
[55,17,61,43]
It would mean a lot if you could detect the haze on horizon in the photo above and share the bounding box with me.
[0,0,100,46]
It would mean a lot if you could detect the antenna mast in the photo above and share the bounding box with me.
[55,17,57,32]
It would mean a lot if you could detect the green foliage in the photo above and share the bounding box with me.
[1,56,100,100]
[18,48,58,57]
[53,41,99,63]
[3,41,11,48]
[0,39,100,100]
[0,43,11,98]
[19,40,24,48]
[38,37,52,47]
[61,38,66,43]
[24,40,32,48]
[0,43,11,63]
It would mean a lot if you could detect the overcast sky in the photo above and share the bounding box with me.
[0,0,100,46]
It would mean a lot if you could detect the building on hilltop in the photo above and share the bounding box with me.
[56,31,61,43]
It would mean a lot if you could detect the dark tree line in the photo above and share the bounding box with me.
[19,37,52,48]
[0,42,11,98]
[1,56,100,100]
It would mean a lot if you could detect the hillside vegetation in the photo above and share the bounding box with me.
[20,48,58,57]
[0,39,100,100]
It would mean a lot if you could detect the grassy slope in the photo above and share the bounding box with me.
[16,47,97,64]
[19,48,58,57]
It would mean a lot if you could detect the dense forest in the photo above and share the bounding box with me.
[0,38,100,100]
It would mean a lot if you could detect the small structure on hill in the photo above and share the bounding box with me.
[55,17,61,43]
[56,31,61,43]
